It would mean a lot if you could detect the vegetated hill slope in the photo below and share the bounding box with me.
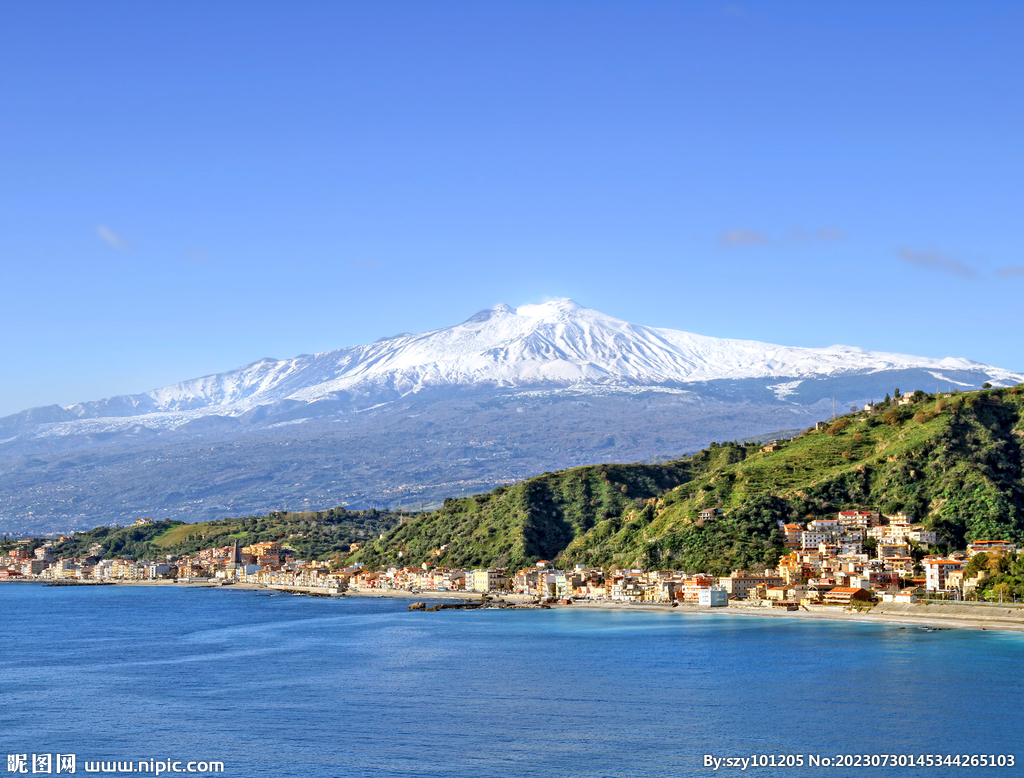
[352,463,696,572]
[6,509,403,563]
[358,387,1024,575]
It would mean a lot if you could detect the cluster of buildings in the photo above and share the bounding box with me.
[921,540,1017,595]
[345,563,729,606]
[1,511,1017,606]
[772,510,1016,600]
[767,509,927,603]
[0,540,333,586]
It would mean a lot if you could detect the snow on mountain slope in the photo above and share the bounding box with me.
[14,299,1024,431]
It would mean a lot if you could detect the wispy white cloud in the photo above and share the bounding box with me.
[719,228,771,247]
[96,224,130,251]
[996,265,1024,278]
[897,247,977,278]
[720,226,846,247]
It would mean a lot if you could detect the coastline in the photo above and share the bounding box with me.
[562,599,1024,633]
[284,584,1024,633]
[9,579,1024,633]
[351,588,1024,633]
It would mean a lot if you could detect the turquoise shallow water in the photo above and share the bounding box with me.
[2,584,1023,778]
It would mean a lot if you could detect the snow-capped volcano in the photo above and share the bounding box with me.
[2,299,1021,535]
[39,298,1023,425]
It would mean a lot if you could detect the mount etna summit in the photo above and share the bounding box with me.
[2,299,1020,535]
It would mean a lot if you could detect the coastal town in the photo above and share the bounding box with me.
[2,510,1016,608]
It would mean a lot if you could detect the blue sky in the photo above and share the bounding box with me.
[2,1,1022,417]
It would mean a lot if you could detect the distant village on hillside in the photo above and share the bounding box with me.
[2,510,1015,608]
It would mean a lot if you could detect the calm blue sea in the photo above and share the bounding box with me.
[2,584,1022,778]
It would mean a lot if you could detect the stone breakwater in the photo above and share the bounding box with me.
[408,598,551,611]
[870,601,1024,629]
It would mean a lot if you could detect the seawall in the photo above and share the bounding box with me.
[872,601,1024,628]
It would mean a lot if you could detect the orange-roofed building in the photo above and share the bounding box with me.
[782,524,804,549]
[822,586,873,605]
[967,540,1017,558]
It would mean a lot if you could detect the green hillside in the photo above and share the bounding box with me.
[358,386,1024,574]
[4,508,403,563]
[9,385,1023,576]
[352,462,696,572]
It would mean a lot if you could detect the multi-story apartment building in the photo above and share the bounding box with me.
[924,558,965,592]
[718,570,784,599]
[801,531,834,550]
[469,569,508,593]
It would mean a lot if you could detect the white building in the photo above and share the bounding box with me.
[801,531,833,550]
[698,587,729,607]
[808,518,839,533]
[924,559,964,592]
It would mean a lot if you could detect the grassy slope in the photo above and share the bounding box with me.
[359,387,1024,575]
[37,508,403,563]
[352,462,695,571]
[560,389,1024,573]
[150,521,229,549]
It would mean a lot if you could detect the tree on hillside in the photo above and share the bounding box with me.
[882,407,904,426]
[827,418,851,436]
[964,552,989,578]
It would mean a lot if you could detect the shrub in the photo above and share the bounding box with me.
[882,407,910,426]
[828,418,851,436]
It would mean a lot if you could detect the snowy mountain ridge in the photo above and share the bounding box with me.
[22,298,1024,429]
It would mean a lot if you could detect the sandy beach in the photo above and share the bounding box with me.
[14,579,1024,634]
[298,585,1024,633]
[349,587,1024,634]
[560,599,1024,633]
